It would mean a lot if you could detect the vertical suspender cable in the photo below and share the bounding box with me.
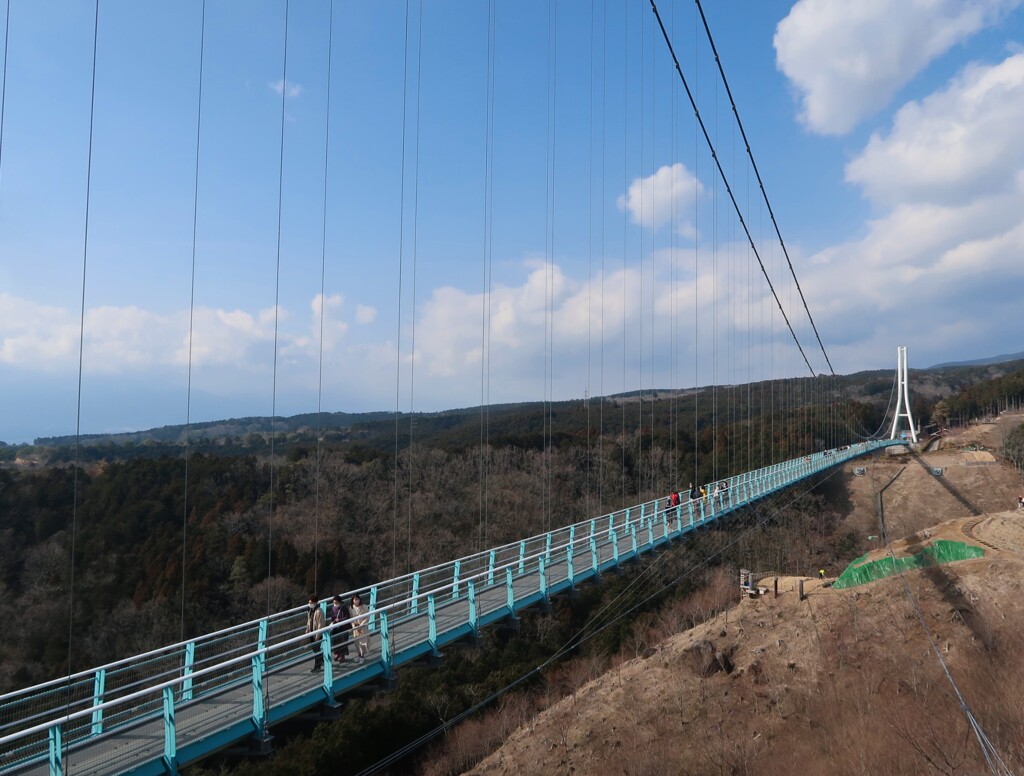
[479,0,495,551]
[406,0,423,572]
[585,0,594,520]
[647,9,655,497]
[599,0,607,515]
[620,0,627,507]
[67,0,101,710]
[269,0,291,619]
[692,3,699,487]
[543,0,557,533]
[392,0,411,580]
[181,0,207,642]
[0,0,10,180]
[636,2,644,501]
[315,0,335,593]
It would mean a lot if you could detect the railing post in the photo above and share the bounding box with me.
[589,518,596,540]
[688,499,695,527]
[468,580,478,632]
[539,556,548,597]
[251,654,266,733]
[321,630,334,693]
[427,594,438,653]
[566,542,575,586]
[91,668,106,736]
[661,508,669,541]
[368,586,379,632]
[624,507,631,530]
[452,561,461,600]
[162,685,177,774]
[379,611,392,677]
[611,528,619,564]
[608,512,614,532]
[569,524,576,548]
[181,642,195,703]
[505,567,515,612]
[700,497,707,523]
[590,536,599,572]
[410,573,420,615]
[518,540,526,574]
[48,725,63,776]
[647,514,655,546]
[545,532,552,560]
[258,618,268,651]
[487,550,496,586]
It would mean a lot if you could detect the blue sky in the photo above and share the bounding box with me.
[2,0,1024,443]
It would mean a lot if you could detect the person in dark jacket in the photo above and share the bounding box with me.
[329,594,351,662]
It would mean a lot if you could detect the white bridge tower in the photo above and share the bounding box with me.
[889,345,918,443]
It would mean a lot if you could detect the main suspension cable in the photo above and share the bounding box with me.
[694,0,834,378]
[649,0,815,377]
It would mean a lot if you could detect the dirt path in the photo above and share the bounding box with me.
[965,512,1024,555]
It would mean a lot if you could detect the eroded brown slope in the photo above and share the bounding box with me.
[467,418,1024,775]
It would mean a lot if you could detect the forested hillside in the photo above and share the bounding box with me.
[1,364,1023,700]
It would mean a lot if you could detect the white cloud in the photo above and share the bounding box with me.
[798,57,1024,365]
[0,293,360,374]
[355,304,377,324]
[846,54,1024,206]
[617,163,703,237]
[775,0,1021,135]
[269,79,302,98]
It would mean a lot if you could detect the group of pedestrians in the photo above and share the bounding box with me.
[666,480,731,509]
[306,593,370,672]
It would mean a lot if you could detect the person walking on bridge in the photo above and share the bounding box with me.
[306,595,326,673]
[350,594,370,664]
[330,594,351,663]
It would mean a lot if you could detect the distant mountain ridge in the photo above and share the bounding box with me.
[18,357,1024,451]
[929,350,1024,369]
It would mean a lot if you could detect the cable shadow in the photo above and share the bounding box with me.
[908,450,983,517]
[901,531,993,652]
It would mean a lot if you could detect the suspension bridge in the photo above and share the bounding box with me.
[0,439,906,776]
[0,0,924,774]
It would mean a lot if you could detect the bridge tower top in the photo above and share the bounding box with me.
[889,345,918,444]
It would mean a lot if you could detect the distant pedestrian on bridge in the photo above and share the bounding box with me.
[688,483,698,501]
[330,594,351,663]
[669,491,680,508]
[306,595,326,672]
[350,594,369,664]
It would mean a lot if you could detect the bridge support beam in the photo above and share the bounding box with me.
[162,686,178,774]
[181,641,196,702]
[48,725,62,776]
[91,668,106,736]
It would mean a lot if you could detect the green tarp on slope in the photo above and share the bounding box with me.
[833,540,985,589]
